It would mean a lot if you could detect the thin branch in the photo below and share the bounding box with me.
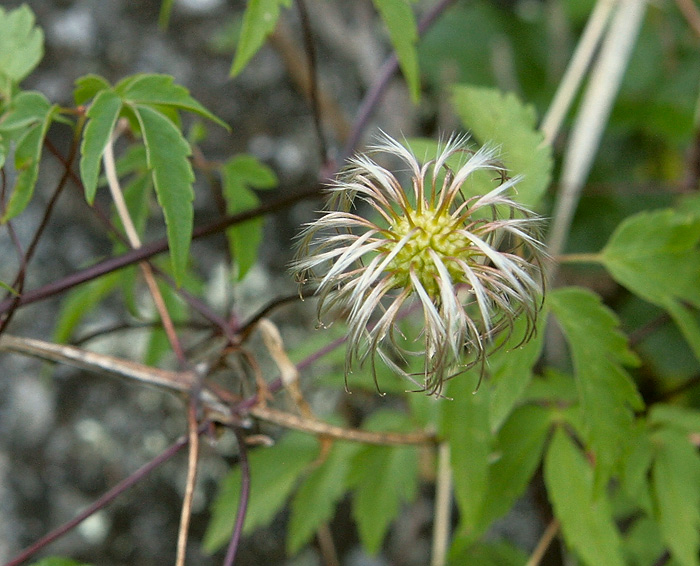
[341,0,458,162]
[103,129,186,365]
[4,432,191,566]
[176,396,201,566]
[525,519,560,566]
[0,184,324,316]
[294,0,329,164]
[223,427,252,566]
[430,442,452,566]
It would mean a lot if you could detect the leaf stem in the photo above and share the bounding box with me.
[223,427,252,566]
[555,252,602,264]
[430,442,452,566]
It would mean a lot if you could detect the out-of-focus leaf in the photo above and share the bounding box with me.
[131,104,194,285]
[448,540,529,566]
[53,272,122,343]
[652,428,700,566]
[549,287,643,486]
[600,209,700,363]
[476,404,550,531]
[221,154,277,280]
[116,74,228,129]
[74,74,111,105]
[29,558,91,566]
[544,428,626,566]
[203,432,318,553]
[451,85,552,208]
[0,91,51,132]
[0,5,43,91]
[349,410,419,554]
[2,94,59,221]
[80,89,122,203]
[230,0,292,77]
[619,422,654,515]
[372,0,420,102]
[488,314,545,431]
[287,440,360,554]
[649,404,700,435]
[440,373,491,537]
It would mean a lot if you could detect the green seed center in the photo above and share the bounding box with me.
[385,210,472,298]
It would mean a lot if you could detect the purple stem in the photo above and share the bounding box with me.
[4,432,191,566]
[222,427,252,566]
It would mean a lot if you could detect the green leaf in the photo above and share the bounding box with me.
[0,5,44,88]
[544,427,626,566]
[439,373,491,536]
[476,405,551,531]
[623,517,668,566]
[549,287,643,486]
[488,314,545,431]
[3,98,59,221]
[651,428,700,566]
[116,74,228,129]
[451,85,553,208]
[372,0,420,102]
[221,154,278,279]
[74,74,111,105]
[203,432,319,553]
[131,104,195,284]
[231,0,292,76]
[287,440,360,554]
[601,209,700,306]
[53,271,122,343]
[29,558,91,566]
[649,404,700,435]
[0,90,51,132]
[80,89,122,203]
[601,209,700,362]
[349,410,420,554]
[448,540,529,566]
[619,422,654,515]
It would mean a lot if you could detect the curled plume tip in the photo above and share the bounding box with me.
[293,132,546,396]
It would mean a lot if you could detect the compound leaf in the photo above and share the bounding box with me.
[451,85,552,208]
[74,74,111,106]
[549,287,643,487]
[80,89,122,203]
[0,5,43,89]
[131,104,195,284]
[652,428,700,566]
[350,410,419,554]
[545,427,626,566]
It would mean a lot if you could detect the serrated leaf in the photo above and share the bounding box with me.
[372,0,420,102]
[651,428,700,566]
[0,5,44,87]
[439,373,491,536]
[203,432,318,553]
[131,104,194,285]
[74,74,111,105]
[221,154,277,280]
[549,287,643,486]
[544,428,626,566]
[349,410,419,554]
[231,0,292,76]
[476,404,550,531]
[287,440,360,554]
[3,100,59,221]
[451,85,552,208]
[80,89,122,203]
[116,74,228,129]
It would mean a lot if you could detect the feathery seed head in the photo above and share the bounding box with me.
[293,132,546,396]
